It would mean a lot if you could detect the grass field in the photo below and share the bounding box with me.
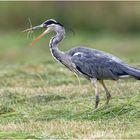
[0,31,140,138]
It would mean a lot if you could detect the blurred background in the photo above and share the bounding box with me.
[0,1,140,64]
[1,1,140,33]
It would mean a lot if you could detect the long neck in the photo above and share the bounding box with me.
[49,27,65,62]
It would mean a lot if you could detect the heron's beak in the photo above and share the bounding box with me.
[22,24,44,32]
[31,27,51,46]
[23,24,51,46]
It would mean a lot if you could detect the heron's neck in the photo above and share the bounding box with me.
[49,28,65,61]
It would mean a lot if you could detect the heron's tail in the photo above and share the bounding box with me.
[124,65,140,80]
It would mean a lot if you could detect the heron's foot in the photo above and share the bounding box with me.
[105,93,111,105]
[95,95,99,109]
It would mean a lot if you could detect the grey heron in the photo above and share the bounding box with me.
[23,19,140,108]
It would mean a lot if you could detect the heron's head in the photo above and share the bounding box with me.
[23,19,64,45]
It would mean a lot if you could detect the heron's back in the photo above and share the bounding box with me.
[65,47,140,80]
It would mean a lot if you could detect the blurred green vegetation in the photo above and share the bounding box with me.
[1,1,140,33]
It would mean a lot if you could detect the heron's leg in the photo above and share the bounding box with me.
[90,78,99,108]
[99,80,111,105]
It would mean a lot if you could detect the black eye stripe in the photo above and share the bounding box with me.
[44,20,56,25]
[43,19,63,27]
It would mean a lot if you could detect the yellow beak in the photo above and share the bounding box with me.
[23,24,51,46]
[31,30,47,46]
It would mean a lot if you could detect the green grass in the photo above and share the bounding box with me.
[0,31,140,138]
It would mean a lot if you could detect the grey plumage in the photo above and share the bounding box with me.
[26,19,140,108]
[67,47,140,80]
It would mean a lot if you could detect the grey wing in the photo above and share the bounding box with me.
[70,49,128,80]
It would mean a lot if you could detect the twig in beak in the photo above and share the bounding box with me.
[23,17,35,40]
[22,28,33,32]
